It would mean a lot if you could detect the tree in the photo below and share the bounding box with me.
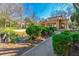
[0,3,24,27]
[70,13,79,27]
[24,17,38,28]
[73,3,79,14]
[0,17,5,27]
[70,3,79,25]
[10,20,18,28]
[26,6,37,20]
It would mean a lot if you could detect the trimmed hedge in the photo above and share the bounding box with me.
[72,32,79,43]
[26,24,42,40]
[52,30,79,56]
[26,24,55,40]
[52,33,72,56]
[61,30,71,35]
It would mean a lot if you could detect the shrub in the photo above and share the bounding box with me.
[0,27,17,43]
[72,32,79,43]
[10,33,17,43]
[53,27,57,31]
[61,30,71,35]
[10,33,23,43]
[41,26,55,37]
[52,33,72,56]
[0,27,14,34]
[48,26,55,35]
[41,26,49,37]
[52,30,79,55]
[26,24,42,40]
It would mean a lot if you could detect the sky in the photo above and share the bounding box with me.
[23,3,75,20]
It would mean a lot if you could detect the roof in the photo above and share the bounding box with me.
[40,16,68,24]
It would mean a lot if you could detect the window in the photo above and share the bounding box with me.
[52,23,56,27]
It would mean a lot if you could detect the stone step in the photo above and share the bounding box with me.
[0,50,18,53]
[0,49,19,56]
[0,53,17,56]
[0,47,31,56]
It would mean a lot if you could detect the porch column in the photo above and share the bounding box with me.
[56,20,59,29]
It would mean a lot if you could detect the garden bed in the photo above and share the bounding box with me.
[0,38,44,56]
[0,24,55,56]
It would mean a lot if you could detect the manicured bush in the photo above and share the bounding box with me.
[72,32,79,43]
[26,24,42,40]
[52,33,72,56]
[52,30,79,55]
[41,26,55,37]
[41,26,49,37]
[48,26,55,35]
[61,30,71,35]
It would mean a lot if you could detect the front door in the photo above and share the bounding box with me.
[61,23,65,29]
[59,20,65,29]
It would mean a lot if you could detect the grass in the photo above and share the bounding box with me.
[14,29,28,37]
